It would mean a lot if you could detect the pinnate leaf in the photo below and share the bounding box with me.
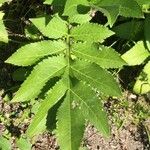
[27,78,67,137]
[71,82,110,136]
[71,23,114,43]
[5,40,67,66]
[56,81,110,150]
[5,8,126,150]
[12,56,67,102]
[72,42,126,68]
[30,15,68,39]
[56,91,85,150]
[71,60,121,97]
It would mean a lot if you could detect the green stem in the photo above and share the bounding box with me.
[65,24,71,87]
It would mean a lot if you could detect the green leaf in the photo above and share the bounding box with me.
[0,0,11,5]
[122,41,150,66]
[144,16,150,50]
[44,0,53,5]
[0,0,5,4]
[11,56,67,102]
[56,81,110,150]
[63,0,89,16]
[134,64,150,94]
[7,9,125,150]
[56,91,85,150]
[5,40,67,66]
[16,137,32,150]
[93,0,143,17]
[30,14,68,39]
[63,0,91,24]
[79,148,87,150]
[0,12,8,43]
[71,82,110,136]
[104,6,119,26]
[44,0,66,8]
[25,24,41,40]
[12,68,29,81]
[119,0,143,18]
[96,6,119,27]
[72,42,126,68]
[134,76,150,94]
[69,14,92,24]
[0,136,11,150]
[27,78,67,137]
[90,0,143,26]
[133,76,150,94]
[71,60,122,97]
[71,23,114,43]
[134,61,150,94]
[145,61,150,82]
[113,20,144,40]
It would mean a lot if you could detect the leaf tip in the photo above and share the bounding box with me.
[5,58,11,64]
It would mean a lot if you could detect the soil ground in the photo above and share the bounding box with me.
[0,92,150,150]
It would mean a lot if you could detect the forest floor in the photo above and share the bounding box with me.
[0,90,150,150]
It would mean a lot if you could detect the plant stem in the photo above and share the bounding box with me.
[65,24,71,87]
